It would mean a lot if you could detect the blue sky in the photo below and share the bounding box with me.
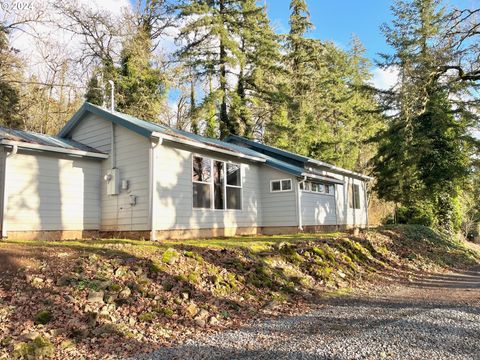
[265,0,479,63]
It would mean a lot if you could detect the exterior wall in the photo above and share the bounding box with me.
[69,114,151,231]
[335,176,368,226]
[0,149,5,232]
[153,142,262,232]
[300,191,337,226]
[4,151,101,232]
[259,167,297,227]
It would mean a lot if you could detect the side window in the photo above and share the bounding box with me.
[349,183,361,209]
[193,156,212,209]
[271,179,292,192]
[226,163,241,210]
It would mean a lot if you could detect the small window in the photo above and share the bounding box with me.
[271,180,281,191]
[349,183,361,209]
[282,179,291,191]
[226,163,241,186]
[193,156,211,182]
[271,179,292,192]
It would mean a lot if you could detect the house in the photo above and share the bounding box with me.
[0,102,371,240]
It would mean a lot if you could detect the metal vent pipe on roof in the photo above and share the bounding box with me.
[108,80,115,113]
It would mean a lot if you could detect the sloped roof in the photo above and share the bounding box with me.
[225,134,372,181]
[58,102,369,182]
[0,126,107,158]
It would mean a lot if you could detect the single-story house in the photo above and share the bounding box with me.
[0,102,371,240]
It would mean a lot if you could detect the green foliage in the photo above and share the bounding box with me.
[266,1,382,171]
[84,75,103,105]
[373,1,478,233]
[0,28,22,129]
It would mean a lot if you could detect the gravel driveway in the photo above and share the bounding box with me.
[139,268,480,360]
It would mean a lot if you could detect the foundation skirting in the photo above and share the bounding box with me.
[3,224,365,241]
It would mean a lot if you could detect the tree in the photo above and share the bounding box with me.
[230,0,282,138]
[85,74,103,105]
[116,28,167,120]
[176,0,244,138]
[373,0,479,232]
[0,26,22,129]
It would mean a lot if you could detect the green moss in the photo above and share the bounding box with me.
[187,271,201,284]
[12,336,54,359]
[157,307,174,318]
[138,311,156,322]
[34,310,52,325]
[108,283,122,292]
[184,251,204,262]
[161,248,180,264]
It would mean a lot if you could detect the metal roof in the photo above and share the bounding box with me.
[58,102,370,181]
[0,127,107,157]
[225,134,372,181]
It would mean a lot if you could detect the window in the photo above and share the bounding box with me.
[192,155,242,210]
[213,161,224,209]
[349,183,361,209]
[226,163,241,210]
[193,156,212,209]
[271,179,292,192]
[300,181,334,195]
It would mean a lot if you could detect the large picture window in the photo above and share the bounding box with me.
[192,155,242,210]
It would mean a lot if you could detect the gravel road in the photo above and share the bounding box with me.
[139,268,480,360]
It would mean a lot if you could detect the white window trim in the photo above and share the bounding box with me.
[300,180,335,196]
[270,179,293,193]
[192,154,243,211]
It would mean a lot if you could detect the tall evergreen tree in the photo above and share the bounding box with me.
[373,0,478,231]
[176,0,244,138]
[0,27,22,129]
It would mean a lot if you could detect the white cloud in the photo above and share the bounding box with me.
[371,66,399,90]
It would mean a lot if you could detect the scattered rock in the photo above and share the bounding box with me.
[119,287,132,299]
[186,303,198,317]
[195,309,209,321]
[194,318,206,327]
[56,275,70,286]
[208,316,219,325]
[87,290,105,304]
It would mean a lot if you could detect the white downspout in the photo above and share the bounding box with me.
[1,144,17,238]
[297,176,307,231]
[149,137,162,241]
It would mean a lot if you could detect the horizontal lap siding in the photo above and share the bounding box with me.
[5,152,100,231]
[70,114,151,231]
[335,176,368,226]
[154,144,261,230]
[259,167,297,227]
[300,192,337,225]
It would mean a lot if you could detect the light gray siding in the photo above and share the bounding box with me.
[300,191,337,226]
[335,176,368,226]
[153,143,261,230]
[69,114,151,231]
[4,151,100,231]
[259,167,297,227]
